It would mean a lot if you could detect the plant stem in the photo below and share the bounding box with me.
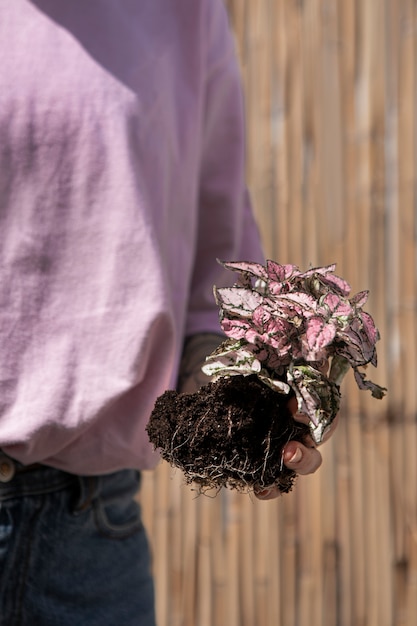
[328,355,351,386]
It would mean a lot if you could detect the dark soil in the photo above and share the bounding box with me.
[146,374,311,494]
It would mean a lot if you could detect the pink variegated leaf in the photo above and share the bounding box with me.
[254,310,293,337]
[320,273,351,296]
[202,340,263,378]
[299,266,350,297]
[302,264,337,278]
[265,315,295,336]
[284,291,318,308]
[245,323,293,355]
[335,319,377,366]
[305,317,337,352]
[287,365,341,442]
[321,292,341,313]
[360,311,380,346]
[202,358,261,379]
[306,265,350,293]
[253,342,291,370]
[251,306,293,344]
[220,318,250,340]
[258,376,291,394]
[272,291,318,318]
[251,343,271,364]
[209,259,385,403]
[264,331,294,356]
[350,290,369,308]
[333,300,354,318]
[219,261,267,280]
[292,384,322,427]
[252,306,272,328]
[266,260,299,283]
[319,294,354,322]
[214,286,262,317]
[354,369,387,399]
[244,328,265,346]
[350,314,379,365]
[336,343,373,368]
[265,280,287,296]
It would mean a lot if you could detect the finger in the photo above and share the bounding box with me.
[287,394,340,441]
[254,485,282,501]
[255,390,330,501]
[293,412,310,426]
[282,440,322,475]
[286,396,310,426]
[287,396,298,415]
[254,441,323,501]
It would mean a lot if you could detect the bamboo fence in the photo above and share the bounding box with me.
[140,1,417,624]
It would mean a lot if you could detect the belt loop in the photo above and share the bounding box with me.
[0,455,16,483]
[74,475,98,513]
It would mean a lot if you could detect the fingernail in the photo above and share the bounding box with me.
[295,412,306,420]
[294,412,310,425]
[287,448,303,463]
[256,488,272,498]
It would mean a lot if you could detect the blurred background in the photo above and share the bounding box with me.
[141,1,417,624]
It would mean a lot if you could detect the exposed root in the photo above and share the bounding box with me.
[147,374,310,494]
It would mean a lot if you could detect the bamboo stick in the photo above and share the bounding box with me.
[334,414,353,626]
[285,0,305,267]
[337,0,364,422]
[239,495,256,626]
[267,0,290,263]
[280,492,297,626]
[405,524,417,626]
[181,482,198,626]
[318,0,345,263]
[300,0,321,268]
[383,0,403,418]
[154,463,171,626]
[310,473,324,626]
[347,415,367,626]
[363,426,381,626]
[266,499,281,626]
[169,471,186,626]
[140,469,156,550]
[196,493,213,626]
[225,491,241,626]
[397,0,417,420]
[376,423,395,626]
[296,474,320,626]
[254,499,271,626]
[211,490,228,626]
[391,422,408,624]
[320,439,338,626]
[272,0,291,263]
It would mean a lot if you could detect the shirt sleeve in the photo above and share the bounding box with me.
[184,0,265,337]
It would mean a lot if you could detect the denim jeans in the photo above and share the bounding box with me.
[0,457,156,626]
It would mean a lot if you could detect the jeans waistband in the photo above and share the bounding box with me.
[0,453,141,508]
[0,452,77,501]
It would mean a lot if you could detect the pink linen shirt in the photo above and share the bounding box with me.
[0,0,264,474]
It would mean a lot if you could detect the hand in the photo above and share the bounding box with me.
[177,333,225,394]
[178,338,338,500]
[254,396,339,500]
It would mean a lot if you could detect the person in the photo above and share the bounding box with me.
[0,1,336,624]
